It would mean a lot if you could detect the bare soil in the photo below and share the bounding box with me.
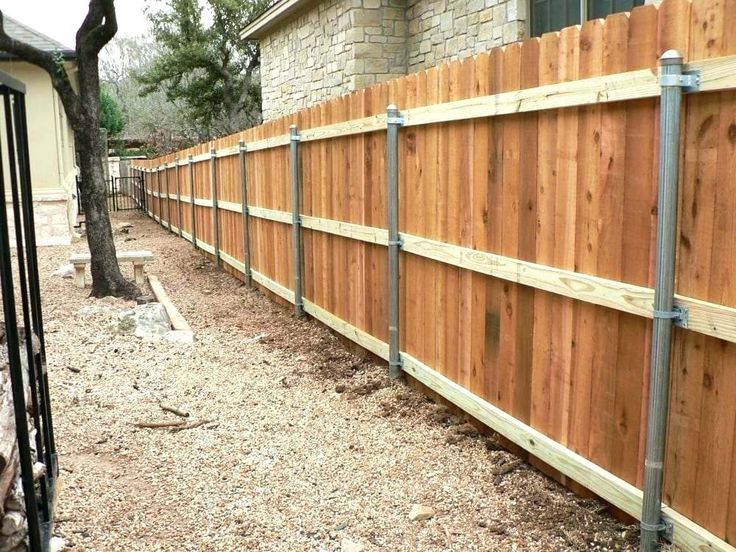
[43,212,639,551]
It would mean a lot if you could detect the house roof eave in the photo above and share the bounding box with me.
[240,0,319,41]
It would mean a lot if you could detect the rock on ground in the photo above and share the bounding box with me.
[109,303,171,339]
[52,264,74,279]
[408,504,435,521]
[341,537,365,552]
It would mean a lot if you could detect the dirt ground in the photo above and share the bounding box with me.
[42,212,640,551]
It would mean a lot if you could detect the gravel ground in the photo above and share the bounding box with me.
[42,212,639,551]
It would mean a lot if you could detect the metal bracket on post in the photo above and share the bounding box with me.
[290,125,304,317]
[639,518,674,543]
[210,146,221,267]
[387,105,403,379]
[239,139,252,286]
[653,305,689,329]
[659,71,700,93]
[640,49,686,552]
[662,519,674,543]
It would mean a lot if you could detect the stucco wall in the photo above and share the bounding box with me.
[259,0,408,120]
[0,61,77,193]
[406,0,526,72]
[0,61,79,245]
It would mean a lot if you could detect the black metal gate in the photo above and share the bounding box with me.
[76,175,145,217]
[110,176,145,211]
[0,72,57,550]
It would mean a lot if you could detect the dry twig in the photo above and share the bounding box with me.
[134,420,187,429]
[168,419,214,433]
[159,403,189,418]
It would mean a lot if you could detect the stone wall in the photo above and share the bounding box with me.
[258,0,528,120]
[6,195,75,247]
[406,0,526,72]
[259,0,409,120]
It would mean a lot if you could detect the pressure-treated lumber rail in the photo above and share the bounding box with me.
[142,201,736,346]
[131,54,736,159]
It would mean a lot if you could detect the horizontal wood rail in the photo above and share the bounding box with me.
[192,197,213,208]
[402,56,736,127]
[132,55,736,166]
[142,194,736,345]
[247,206,293,224]
[299,114,388,142]
[218,200,242,213]
[303,299,390,360]
[251,270,294,303]
[399,234,736,344]
[300,216,389,245]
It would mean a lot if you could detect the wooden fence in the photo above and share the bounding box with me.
[133,1,736,549]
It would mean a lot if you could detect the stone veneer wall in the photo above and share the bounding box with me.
[5,194,76,247]
[406,0,526,72]
[258,0,528,120]
[259,0,408,120]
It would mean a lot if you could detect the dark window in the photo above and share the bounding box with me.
[531,0,645,37]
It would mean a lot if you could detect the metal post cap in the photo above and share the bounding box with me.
[660,49,683,65]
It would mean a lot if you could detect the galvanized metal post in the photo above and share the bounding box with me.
[239,140,252,286]
[290,125,304,317]
[156,165,162,224]
[189,155,197,250]
[640,50,697,552]
[210,146,221,266]
[175,156,182,237]
[387,105,403,379]
[163,162,171,231]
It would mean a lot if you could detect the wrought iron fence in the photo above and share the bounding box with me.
[76,174,146,220]
[0,70,57,551]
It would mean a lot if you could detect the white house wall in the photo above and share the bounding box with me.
[0,61,79,245]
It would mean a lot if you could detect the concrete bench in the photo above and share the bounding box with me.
[70,250,154,288]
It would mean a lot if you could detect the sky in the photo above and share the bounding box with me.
[1,0,153,48]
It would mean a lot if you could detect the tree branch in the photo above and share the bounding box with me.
[0,11,83,126]
[77,0,118,56]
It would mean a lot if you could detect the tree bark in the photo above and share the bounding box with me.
[75,127,138,298]
[75,13,139,299]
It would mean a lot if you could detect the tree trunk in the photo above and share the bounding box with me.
[75,126,138,299]
[74,29,140,299]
